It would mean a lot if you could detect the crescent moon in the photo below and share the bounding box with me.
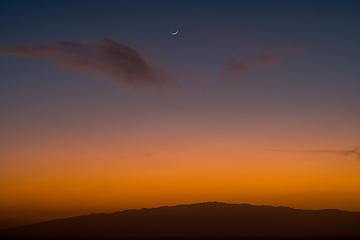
[171,30,178,35]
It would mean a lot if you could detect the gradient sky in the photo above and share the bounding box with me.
[1,0,360,229]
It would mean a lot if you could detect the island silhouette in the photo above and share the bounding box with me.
[1,202,360,239]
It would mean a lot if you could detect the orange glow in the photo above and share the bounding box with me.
[2,139,360,221]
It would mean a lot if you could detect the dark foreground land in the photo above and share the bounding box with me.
[1,202,360,239]
[1,236,360,240]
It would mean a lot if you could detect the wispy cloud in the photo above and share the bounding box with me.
[222,44,303,78]
[0,38,181,91]
[267,147,360,160]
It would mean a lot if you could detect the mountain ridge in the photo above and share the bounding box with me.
[2,202,360,237]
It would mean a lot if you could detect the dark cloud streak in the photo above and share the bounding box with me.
[0,38,181,91]
[267,147,360,160]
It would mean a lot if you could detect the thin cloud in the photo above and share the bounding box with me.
[267,147,360,160]
[0,38,181,90]
[222,44,303,78]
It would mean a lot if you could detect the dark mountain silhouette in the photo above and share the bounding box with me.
[1,202,360,238]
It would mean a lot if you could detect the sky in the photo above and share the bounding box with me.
[1,0,360,229]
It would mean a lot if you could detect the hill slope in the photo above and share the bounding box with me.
[2,202,360,237]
